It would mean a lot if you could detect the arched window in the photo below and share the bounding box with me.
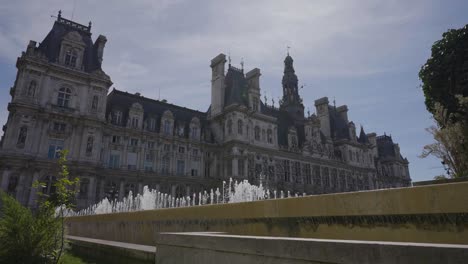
[65,49,78,67]
[262,129,266,141]
[27,80,37,97]
[57,87,71,107]
[91,95,98,110]
[253,98,259,111]
[267,129,272,143]
[17,126,27,147]
[237,120,243,135]
[254,126,260,140]
[291,135,298,148]
[86,136,94,155]
[227,119,232,134]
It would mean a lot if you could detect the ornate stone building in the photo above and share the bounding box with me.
[0,14,411,209]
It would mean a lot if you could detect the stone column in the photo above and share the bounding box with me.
[27,171,40,208]
[1,169,11,191]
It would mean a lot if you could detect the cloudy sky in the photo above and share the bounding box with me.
[0,0,466,182]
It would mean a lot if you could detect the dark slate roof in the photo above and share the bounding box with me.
[106,89,208,138]
[328,106,350,140]
[224,66,249,107]
[37,18,102,73]
[376,135,396,158]
[358,126,369,144]
[261,102,306,147]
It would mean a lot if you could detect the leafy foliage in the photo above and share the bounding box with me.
[0,150,79,264]
[419,24,468,124]
[420,96,468,178]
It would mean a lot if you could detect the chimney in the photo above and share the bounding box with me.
[95,35,107,64]
[314,97,331,138]
[336,105,348,123]
[210,53,226,117]
[26,40,36,55]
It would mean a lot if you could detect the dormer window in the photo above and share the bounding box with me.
[164,120,171,135]
[267,129,272,143]
[113,111,122,125]
[65,49,78,67]
[148,118,156,131]
[131,117,139,128]
[57,87,71,107]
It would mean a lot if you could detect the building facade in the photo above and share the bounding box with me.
[0,15,411,209]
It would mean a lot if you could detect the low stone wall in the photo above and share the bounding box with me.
[155,232,468,264]
[66,182,468,246]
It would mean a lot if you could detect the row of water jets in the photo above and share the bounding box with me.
[66,178,307,217]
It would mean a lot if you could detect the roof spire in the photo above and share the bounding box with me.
[240,57,244,71]
[228,52,231,66]
[58,10,62,20]
[287,46,291,56]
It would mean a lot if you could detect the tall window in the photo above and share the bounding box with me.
[254,126,260,140]
[253,98,259,111]
[131,117,139,128]
[267,129,272,143]
[113,111,122,125]
[237,120,243,135]
[238,159,245,176]
[17,126,27,147]
[109,154,120,168]
[148,118,156,131]
[313,166,321,186]
[41,176,57,196]
[65,49,78,67]
[291,135,298,148]
[305,164,312,184]
[48,139,64,159]
[57,87,71,107]
[79,178,90,197]
[130,138,138,146]
[91,95,98,110]
[283,160,290,182]
[163,120,171,135]
[177,160,185,175]
[191,127,199,139]
[27,80,37,97]
[294,162,301,183]
[227,119,233,134]
[86,136,94,156]
[162,156,170,174]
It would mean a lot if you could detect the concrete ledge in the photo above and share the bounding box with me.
[67,235,155,264]
[155,232,468,264]
[66,182,468,245]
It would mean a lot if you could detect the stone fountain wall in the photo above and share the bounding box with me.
[66,182,468,246]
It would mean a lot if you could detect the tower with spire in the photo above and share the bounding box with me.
[280,52,304,119]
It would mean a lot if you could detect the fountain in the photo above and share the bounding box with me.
[67,178,303,217]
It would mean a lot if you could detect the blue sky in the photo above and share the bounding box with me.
[0,0,467,182]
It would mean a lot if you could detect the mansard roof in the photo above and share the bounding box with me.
[106,89,207,134]
[224,66,249,107]
[376,135,396,158]
[328,106,350,140]
[37,16,102,73]
[261,102,306,147]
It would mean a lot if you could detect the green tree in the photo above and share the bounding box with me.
[0,150,79,264]
[419,24,468,124]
